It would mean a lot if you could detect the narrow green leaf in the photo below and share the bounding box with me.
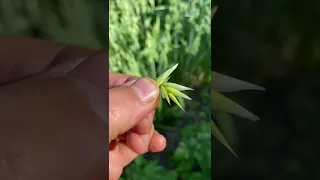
[164,76,171,83]
[212,90,260,121]
[165,87,192,100]
[212,6,218,19]
[160,86,166,99]
[162,82,193,91]
[212,71,265,92]
[156,63,179,85]
[211,120,238,158]
[161,86,171,105]
[168,93,185,111]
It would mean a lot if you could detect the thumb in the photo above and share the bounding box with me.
[109,77,159,142]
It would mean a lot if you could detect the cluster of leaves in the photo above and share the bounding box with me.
[119,156,178,180]
[156,63,193,111]
[211,71,265,156]
[211,6,265,156]
[172,123,211,180]
[212,0,320,178]
[121,123,211,180]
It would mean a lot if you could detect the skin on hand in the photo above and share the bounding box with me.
[0,36,166,180]
[108,74,166,180]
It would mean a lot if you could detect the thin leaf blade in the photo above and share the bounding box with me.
[168,93,185,111]
[212,90,260,121]
[161,86,171,105]
[156,63,179,85]
[211,120,238,158]
[212,71,265,92]
[165,87,192,100]
[162,82,194,91]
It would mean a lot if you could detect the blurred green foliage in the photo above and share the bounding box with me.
[0,0,107,48]
[119,156,178,180]
[120,123,211,180]
[109,0,211,83]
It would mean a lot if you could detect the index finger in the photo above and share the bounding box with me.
[109,73,139,88]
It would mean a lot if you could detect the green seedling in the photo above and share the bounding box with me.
[155,63,193,111]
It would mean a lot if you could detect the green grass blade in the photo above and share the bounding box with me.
[211,120,238,158]
[161,86,171,105]
[165,87,192,100]
[156,63,179,85]
[162,82,193,91]
[168,93,185,111]
[212,71,265,92]
[212,90,260,121]
[164,76,171,83]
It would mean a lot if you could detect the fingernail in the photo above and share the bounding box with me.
[131,78,158,102]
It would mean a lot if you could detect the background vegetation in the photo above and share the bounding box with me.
[0,0,211,179]
[212,0,320,179]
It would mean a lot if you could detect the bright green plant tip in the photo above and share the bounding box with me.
[160,86,171,105]
[156,63,179,85]
[165,87,192,100]
[168,93,185,111]
[155,63,193,111]
[162,82,194,91]
[211,120,238,158]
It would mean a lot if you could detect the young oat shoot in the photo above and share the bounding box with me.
[155,63,193,111]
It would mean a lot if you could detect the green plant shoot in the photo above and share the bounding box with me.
[211,5,265,157]
[211,71,265,157]
[155,63,193,111]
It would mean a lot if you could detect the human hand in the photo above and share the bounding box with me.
[0,37,166,180]
[109,73,166,180]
